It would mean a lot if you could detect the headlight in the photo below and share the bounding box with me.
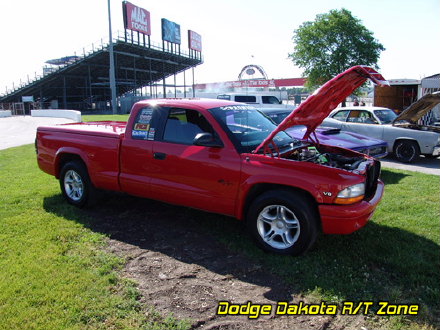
[334,183,365,204]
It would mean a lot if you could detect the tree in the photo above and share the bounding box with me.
[289,8,385,89]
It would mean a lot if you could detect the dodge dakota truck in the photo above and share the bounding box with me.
[36,66,386,255]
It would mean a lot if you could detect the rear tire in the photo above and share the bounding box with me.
[394,140,420,163]
[59,161,95,208]
[246,190,318,256]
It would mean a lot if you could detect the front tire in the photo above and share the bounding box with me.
[394,140,420,163]
[247,190,318,256]
[59,161,95,207]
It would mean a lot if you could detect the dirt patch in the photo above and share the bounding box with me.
[84,194,367,329]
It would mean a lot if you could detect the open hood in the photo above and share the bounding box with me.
[393,92,440,125]
[254,66,388,154]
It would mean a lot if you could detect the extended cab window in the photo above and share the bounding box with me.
[163,108,216,145]
[132,107,155,140]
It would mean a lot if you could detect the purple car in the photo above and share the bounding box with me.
[261,108,388,158]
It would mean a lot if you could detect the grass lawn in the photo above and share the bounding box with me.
[1,114,439,329]
[82,114,129,122]
[0,145,189,330]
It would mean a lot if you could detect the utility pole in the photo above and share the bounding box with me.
[108,0,117,114]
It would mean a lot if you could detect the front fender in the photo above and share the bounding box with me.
[234,154,366,220]
[235,175,323,221]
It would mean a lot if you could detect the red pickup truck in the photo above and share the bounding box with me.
[36,66,386,255]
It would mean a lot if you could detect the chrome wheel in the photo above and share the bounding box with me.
[256,205,300,250]
[64,169,84,201]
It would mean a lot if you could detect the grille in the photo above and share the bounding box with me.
[365,160,381,199]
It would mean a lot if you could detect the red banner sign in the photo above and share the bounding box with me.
[195,78,307,90]
[188,30,202,52]
[123,1,151,35]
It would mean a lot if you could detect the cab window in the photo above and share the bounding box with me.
[162,108,217,145]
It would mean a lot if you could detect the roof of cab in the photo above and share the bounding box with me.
[134,98,244,110]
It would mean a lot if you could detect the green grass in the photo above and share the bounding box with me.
[82,114,129,122]
[195,169,440,329]
[1,118,439,330]
[0,145,190,330]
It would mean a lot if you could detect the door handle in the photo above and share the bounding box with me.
[153,152,167,160]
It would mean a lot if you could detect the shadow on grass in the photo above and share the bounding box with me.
[380,169,409,185]
[43,192,439,323]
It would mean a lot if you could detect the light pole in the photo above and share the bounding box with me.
[107,0,117,114]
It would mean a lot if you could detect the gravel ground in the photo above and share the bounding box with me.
[0,115,75,150]
[75,195,368,330]
[380,155,440,176]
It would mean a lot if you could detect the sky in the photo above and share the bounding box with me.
[0,0,439,94]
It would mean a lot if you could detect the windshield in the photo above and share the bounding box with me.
[263,111,290,125]
[374,109,397,124]
[209,105,296,153]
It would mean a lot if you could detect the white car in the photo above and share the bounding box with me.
[322,92,440,162]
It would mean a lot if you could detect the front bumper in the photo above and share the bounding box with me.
[319,180,384,234]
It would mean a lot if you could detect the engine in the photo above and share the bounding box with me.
[287,145,367,171]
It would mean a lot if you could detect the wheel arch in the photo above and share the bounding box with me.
[242,183,321,229]
[55,152,87,179]
[392,137,420,152]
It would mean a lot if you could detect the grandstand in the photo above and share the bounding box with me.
[0,31,203,113]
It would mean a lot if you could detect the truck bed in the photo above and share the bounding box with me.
[37,121,127,192]
[38,121,127,138]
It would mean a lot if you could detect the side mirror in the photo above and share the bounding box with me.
[193,133,223,148]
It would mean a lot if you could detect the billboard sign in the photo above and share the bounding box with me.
[22,96,34,102]
[161,18,181,44]
[123,1,151,35]
[188,30,202,52]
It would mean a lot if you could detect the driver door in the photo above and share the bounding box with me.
[149,108,241,216]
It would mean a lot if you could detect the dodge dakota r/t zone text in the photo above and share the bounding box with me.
[36,66,386,255]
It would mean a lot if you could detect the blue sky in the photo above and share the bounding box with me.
[0,0,438,93]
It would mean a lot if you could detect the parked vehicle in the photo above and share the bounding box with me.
[36,66,386,255]
[323,93,440,162]
[260,108,388,158]
[217,93,296,111]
